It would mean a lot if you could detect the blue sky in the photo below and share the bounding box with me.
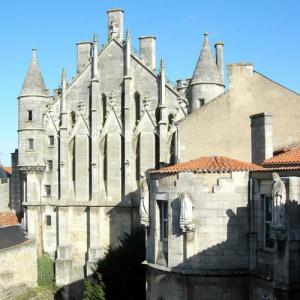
[0,0,299,165]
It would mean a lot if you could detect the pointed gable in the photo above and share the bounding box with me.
[19,49,48,97]
[190,33,222,86]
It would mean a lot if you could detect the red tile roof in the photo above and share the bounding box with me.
[263,147,300,166]
[152,156,262,174]
[3,167,12,175]
[0,213,19,227]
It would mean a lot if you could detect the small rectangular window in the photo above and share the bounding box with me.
[28,110,33,121]
[28,138,34,150]
[47,160,53,172]
[45,185,51,197]
[46,215,51,226]
[49,135,54,147]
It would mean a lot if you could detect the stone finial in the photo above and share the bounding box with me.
[32,48,37,60]
[61,68,66,82]
[93,33,98,43]
[125,29,130,41]
[160,58,165,73]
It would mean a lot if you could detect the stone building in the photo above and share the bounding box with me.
[17,8,224,286]
[145,113,300,299]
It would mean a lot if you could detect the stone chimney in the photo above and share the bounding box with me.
[107,9,124,42]
[76,42,92,73]
[139,36,156,71]
[250,113,273,164]
[215,41,224,83]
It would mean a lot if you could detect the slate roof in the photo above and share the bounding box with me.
[190,33,223,86]
[19,49,48,97]
[0,225,28,250]
[151,156,261,174]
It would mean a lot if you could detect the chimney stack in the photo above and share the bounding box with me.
[250,113,273,164]
[107,9,124,42]
[76,42,92,73]
[139,36,156,71]
[215,41,224,83]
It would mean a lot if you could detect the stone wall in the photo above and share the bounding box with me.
[0,239,37,292]
[147,171,250,272]
[0,178,10,212]
[178,64,300,163]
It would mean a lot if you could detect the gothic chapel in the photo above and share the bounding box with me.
[18,9,224,284]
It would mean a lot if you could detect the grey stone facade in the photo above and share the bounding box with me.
[17,8,224,285]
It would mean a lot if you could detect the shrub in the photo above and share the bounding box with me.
[83,272,105,300]
[37,254,54,287]
[91,226,145,300]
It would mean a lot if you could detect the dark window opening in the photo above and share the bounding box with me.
[28,138,34,150]
[158,201,168,241]
[102,94,107,126]
[46,215,51,226]
[28,110,33,121]
[262,195,274,249]
[134,92,140,125]
[49,135,54,146]
[45,185,51,197]
[47,160,53,172]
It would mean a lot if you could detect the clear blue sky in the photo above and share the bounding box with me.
[0,0,299,165]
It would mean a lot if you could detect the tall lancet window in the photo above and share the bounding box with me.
[136,135,140,187]
[101,94,107,127]
[134,92,140,125]
[70,138,76,191]
[103,136,108,192]
[70,111,76,128]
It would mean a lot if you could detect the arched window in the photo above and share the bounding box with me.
[101,94,107,126]
[134,92,140,125]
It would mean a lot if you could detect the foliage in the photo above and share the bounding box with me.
[92,226,146,300]
[83,272,105,300]
[37,254,54,287]
[15,286,54,300]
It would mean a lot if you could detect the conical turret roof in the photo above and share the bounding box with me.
[190,33,222,85]
[19,49,48,97]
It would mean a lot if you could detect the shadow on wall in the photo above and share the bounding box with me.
[150,199,300,300]
[108,190,140,248]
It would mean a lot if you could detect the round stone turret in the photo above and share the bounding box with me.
[189,33,225,112]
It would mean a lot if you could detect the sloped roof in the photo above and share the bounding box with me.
[190,33,222,86]
[19,49,48,97]
[0,213,19,227]
[0,225,28,250]
[3,167,12,175]
[263,146,300,166]
[152,156,261,174]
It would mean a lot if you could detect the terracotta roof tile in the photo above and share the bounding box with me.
[3,167,12,175]
[0,213,19,227]
[263,147,300,166]
[151,156,262,174]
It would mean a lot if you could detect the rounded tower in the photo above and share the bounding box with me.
[189,33,224,112]
[18,49,49,168]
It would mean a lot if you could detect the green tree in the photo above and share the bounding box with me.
[83,272,105,300]
[91,226,145,300]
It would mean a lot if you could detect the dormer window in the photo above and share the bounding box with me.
[28,110,33,121]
